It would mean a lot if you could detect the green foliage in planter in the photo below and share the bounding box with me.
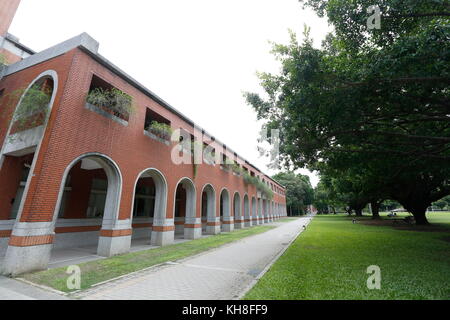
[243,172,257,185]
[259,182,274,200]
[242,172,274,199]
[147,121,173,140]
[231,163,243,175]
[11,85,52,132]
[0,53,6,66]
[222,157,234,171]
[191,140,204,154]
[204,147,216,163]
[86,87,134,120]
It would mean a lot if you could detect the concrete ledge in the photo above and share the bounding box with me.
[3,125,44,156]
[184,227,202,240]
[205,225,221,235]
[143,130,170,146]
[97,235,131,257]
[1,244,52,276]
[221,224,234,233]
[85,103,128,126]
[4,33,99,77]
[151,230,174,246]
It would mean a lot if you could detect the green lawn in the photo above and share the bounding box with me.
[277,217,302,223]
[244,213,450,300]
[21,225,274,293]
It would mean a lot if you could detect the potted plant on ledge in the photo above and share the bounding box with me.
[147,121,173,141]
[86,87,134,121]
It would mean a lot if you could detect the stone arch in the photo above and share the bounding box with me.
[51,152,123,257]
[251,197,257,225]
[0,71,59,232]
[131,168,168,245]
[220,188,233,232]
[174,177,198,239]
[233,192,243,229]
[243,194,250,228]
[259,198,264,223]
[201,184,218,235]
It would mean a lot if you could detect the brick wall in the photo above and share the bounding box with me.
[0,0,21,37]
[0,47,286,232]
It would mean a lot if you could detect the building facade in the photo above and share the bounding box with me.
[0,1,287,276]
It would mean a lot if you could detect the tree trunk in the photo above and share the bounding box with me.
[371,201,381,219]
[354,208,363,217]
[408,206,430,225]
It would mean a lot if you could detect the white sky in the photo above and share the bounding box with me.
[9,0,331,187]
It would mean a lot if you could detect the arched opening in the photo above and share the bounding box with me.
[201,192,207,232]
[233,192,242,229]
[174,178,197,239]
[262,199,267,223]
[243,195,250,227]
[251,197,257,226]
[220,189,233,232]
[51,154,122,262]
[0,74,57,258]
[202,184,217,235]
[131,169,167,247]
[258,198,264,224]
[269,200,273,222]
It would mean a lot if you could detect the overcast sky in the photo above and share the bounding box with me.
[10,0,331,187]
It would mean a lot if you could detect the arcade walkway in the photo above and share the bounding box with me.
[76,217,312,300]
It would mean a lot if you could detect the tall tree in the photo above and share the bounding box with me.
[245,0,450,224]
[272,172,314,215]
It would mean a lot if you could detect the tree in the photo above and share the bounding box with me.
[432,195,450,210]
[313,181,333,214]
[381,200,401,212]
[272,172,314,216]
[245,0,450,224]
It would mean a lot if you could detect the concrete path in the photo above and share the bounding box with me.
[0,276,67,300]
[48,237,191,269]
[75,217,312,300]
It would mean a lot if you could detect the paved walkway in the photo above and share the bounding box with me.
[0,276,67,300]
[48,237,191,269]
[74,217,312,300]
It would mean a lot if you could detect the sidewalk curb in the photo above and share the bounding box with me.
[14,277,69,297]
[236,216,314,300]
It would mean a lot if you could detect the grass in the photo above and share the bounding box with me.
[277,217,302,223]
[244,212,450,300]
[21,225,274,293]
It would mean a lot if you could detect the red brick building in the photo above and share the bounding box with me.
[0,1,286,275]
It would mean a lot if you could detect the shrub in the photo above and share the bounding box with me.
[147,121,173,140]
[0,53,6,66]
[231,163,243,175]
[242,172,274,199]
[86,87,133,120]
[11,85,51,133]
